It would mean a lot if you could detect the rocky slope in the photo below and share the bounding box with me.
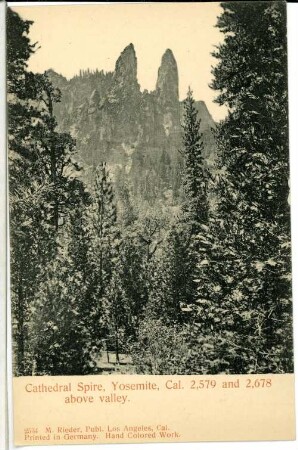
[48,44,216,202]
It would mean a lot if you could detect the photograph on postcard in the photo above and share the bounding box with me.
[7,1,295,445]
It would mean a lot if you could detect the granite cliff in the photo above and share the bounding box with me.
[48,44,216,202]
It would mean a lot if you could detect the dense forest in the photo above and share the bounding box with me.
[8,2,293,376]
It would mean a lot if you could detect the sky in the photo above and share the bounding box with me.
[14,2,228,122]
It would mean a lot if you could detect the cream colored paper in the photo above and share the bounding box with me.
[13,374,296,445]
[9,3,295,447]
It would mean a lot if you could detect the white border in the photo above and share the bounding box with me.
[4,2,298,450]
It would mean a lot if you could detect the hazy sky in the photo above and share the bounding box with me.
[14,3,228,121]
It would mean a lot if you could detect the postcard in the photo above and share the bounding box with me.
[7,1,295,445]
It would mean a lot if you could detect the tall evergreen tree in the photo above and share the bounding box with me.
[170,89,209,311]
[89,163,120,292]
[194,1,292,373]
[88,163,125,360]
[181,88,208,226]
[7,8,88,374]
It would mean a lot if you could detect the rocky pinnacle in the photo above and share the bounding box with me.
[156,49,179,103]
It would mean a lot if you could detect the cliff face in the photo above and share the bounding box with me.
[156,49,179,105]
[48,44,216,201]
[111,43,139,94]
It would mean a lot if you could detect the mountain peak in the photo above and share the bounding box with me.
[156,48,179,102]
[162,48,176,62]
[114,43,138,83]
[118,43,136,62]
[124,42,135,53]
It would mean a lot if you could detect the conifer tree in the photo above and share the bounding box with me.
[88,163,125,359]
[170,89,209,311]
[7,8,88,374]
[194,1,292,373]
[89,163,119,290]
[182,88,208,226]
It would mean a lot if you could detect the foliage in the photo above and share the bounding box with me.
[193,0,292,373]
[130,319,192,375]
[181,88,208,225]
[8,8,89,375]
[8,3,292,376]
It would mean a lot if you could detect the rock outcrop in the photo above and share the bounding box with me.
[156,49,179,105]
[112,43,139,92]
[48,44,216,201]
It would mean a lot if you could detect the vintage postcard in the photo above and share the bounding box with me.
[7,1,295,446]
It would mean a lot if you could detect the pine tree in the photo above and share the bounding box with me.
[116,229,149,340]
[88,163,125,360]
[28,236,89,375]
[194,1,292,373]
[7,8,89,374]
[170,89,209,311]
[89,163,119,290]
[181,88,208,226]
[7,8,49,374]
[29,197,107,375]
[146,235,183,324]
